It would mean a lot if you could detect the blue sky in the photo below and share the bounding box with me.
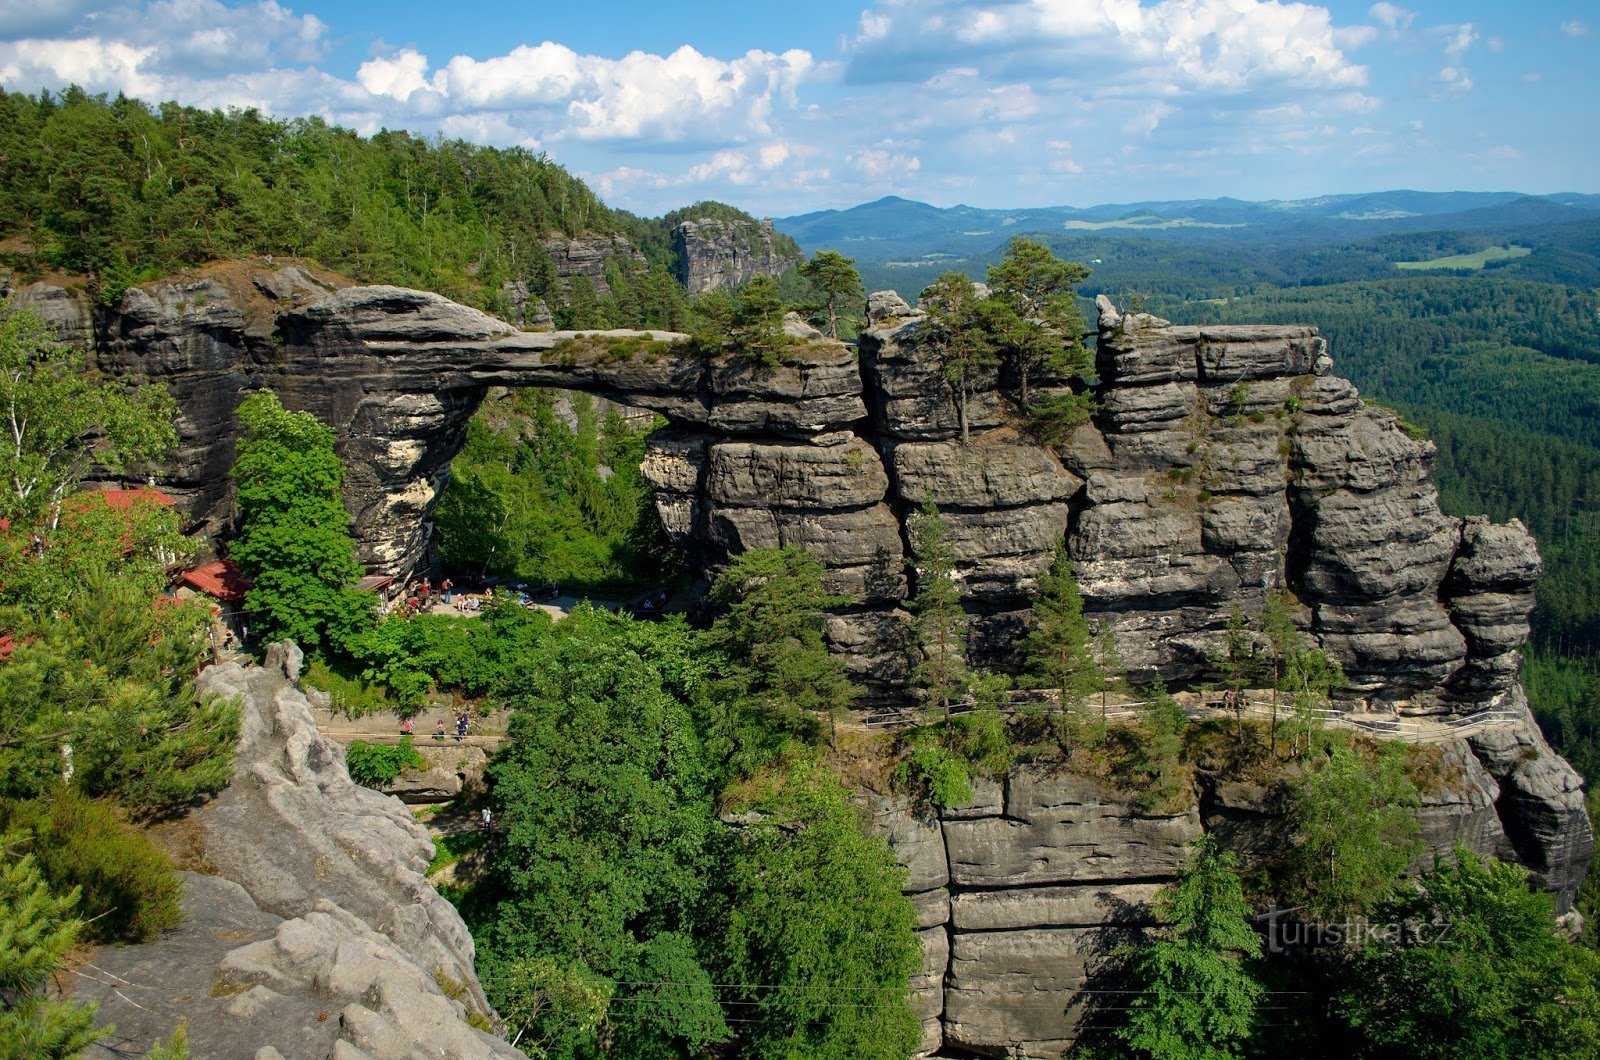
[1,0,1594,216]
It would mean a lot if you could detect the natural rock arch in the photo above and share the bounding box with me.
[9,263,1541,711]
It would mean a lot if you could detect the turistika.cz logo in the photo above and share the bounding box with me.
[1254,906,1454,954]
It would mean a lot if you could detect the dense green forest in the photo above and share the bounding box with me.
[0,87,771,330]
[433,390,675,590]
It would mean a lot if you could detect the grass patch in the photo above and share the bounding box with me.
[1394,244,1531,271]
[428,830,488,875]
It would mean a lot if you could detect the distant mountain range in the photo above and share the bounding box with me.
[773,191,1600,262]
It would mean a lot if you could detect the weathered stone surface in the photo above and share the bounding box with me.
[944,769,1203,888]
[672,216,801,295]
[541,233,646,296]
[52,275,1570,718]
[950,883,1163,932]
[892,430,1082,509]
[199,644,492,1016]
[1468,696,1596,911]
[706,436,887,510]
[859,316,1003,440]
[74,646,522,1058]
[825,609,912,687]
[944,926,1132,1058]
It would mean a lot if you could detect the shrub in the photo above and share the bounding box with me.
[345,736,425,789]
[0,790,182,943]
[895,730,973,809]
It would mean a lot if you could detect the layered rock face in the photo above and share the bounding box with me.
[74,643,523,1060]
[7,270,1546,709]
[871,698,1592,1058]
[671,216,802,295]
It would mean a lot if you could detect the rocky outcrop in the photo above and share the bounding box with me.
[74,644,522,1060]
[672,216,802,295]
[5,272,1549,707]
[540,234,646,297]
[871,699,1593,1058]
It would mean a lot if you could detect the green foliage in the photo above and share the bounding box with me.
[0,852,105,1060]
[230,390,372,654]
[1132,680,1192,812]
[715,765,922,1059]
[0,304,176,526]
[1336,847,1600,1058]
[489,956,612,1059]
[0,789,181,943]
[480,608,726,1058]
[0,501,238,816]
[800,250,863,339]
[1025,389,1097,446]
[1283,742,1421,920]
[894,729,973,808]
[146,1022,189,1060]
[986,236,1093,409]
[920,272,999,441]
[434,390,674,591]
[1022,545,1100,711]
[729,275,792,366]
[703,547,857,767]
[344,736,424,789]
[1117,835,1264,1060]
[340,596,553,705]
[907,497,971,719]
[0,87,691,325]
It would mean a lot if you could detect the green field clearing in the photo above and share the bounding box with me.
[1395,244,1532,270]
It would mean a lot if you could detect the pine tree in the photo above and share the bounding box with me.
[799,250,862,340]
[0,854,106,1059]
[1118,835,1264,1060]
[907,497,969,726]
[920,273,998,442]
[1022,545,1099,713]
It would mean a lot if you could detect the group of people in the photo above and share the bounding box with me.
[404,710,473,741]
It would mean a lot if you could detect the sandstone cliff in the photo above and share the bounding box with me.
[74,643,524,1060]
[671,215,802,295]
[0,271,1553,711]
[867,683,1590,1058]
[9,266,1591,1060]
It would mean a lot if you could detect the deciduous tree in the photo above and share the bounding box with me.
[229,390,372,654]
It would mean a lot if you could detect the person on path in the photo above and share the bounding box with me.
[401,716,413,736]
[434,719,447,740]
[442,578,453,605]
[456,712,469,741]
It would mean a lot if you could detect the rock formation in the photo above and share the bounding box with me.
[671,215,802,295]
[8,266,1591,1059]
[1,270,1549,711]
[74,643,523,1060]
[869,687,1590,1058]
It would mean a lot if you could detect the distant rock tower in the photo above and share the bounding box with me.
[671,216,801,295]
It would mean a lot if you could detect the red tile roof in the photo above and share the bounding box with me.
[178,560,251,605]
[68,488,177,512]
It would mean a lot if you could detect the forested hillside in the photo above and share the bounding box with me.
[0,87,694,327]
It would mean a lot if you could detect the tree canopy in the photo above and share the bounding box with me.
[229,389,372,654]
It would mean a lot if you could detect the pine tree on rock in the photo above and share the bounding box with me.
[907,497,970,726]
[799,250,862,340]
[0,855,106,1058]
[1023,545,1100,713]
[1117,835,1265,1060]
